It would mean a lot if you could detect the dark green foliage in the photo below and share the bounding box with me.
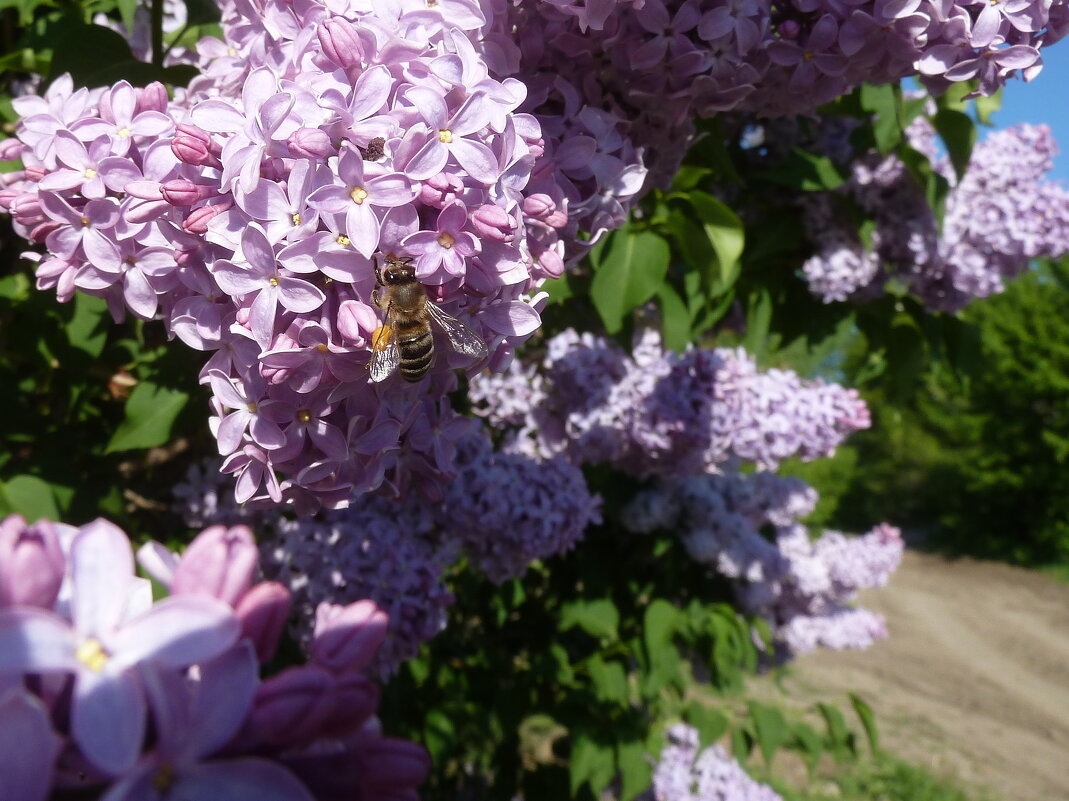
[0,231,207,533]
[828,260,1069,565]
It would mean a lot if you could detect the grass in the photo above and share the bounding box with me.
[760,754,999,801]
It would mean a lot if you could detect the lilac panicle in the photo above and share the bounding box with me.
[622,474,903,655]
[0,514,428,801]
[646,723,781,801]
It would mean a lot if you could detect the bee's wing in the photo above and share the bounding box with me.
[426,303,488,362]
[369,323,401,382]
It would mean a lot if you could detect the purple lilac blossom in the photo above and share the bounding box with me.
[801,122,1069,311]
[645,723,782,801]
[174,426,602,676]
[469,327,870,475]
[0,513,429,801]
[622,474,903,655]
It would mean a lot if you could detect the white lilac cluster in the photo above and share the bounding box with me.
[622,473,903,654]
[469,328,870,476]
[645,723,782,801]
[802,122,1069,311]
[174,427,601,676]
[0,515,428,801]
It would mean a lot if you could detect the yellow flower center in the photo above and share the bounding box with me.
[350,186,368,204]
[84,168,97,179]
[269,276,280,286]
[316,343,330,354]
[438,129,453,143]
[336,234,351,246]
[803,50,814,61]
[76,638,109,672]
[153,763,176,793]
[437,232,455,249]
[117,128,132,138]
[247,402,257,413]
[298,409,312,423]
[292,212,302,226]
[80,216,91,227]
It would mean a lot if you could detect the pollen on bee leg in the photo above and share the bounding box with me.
[372,325,394,350]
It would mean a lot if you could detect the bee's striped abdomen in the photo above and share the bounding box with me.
[397,323,434,382]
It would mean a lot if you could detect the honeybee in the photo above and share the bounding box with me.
[370,253,488,383]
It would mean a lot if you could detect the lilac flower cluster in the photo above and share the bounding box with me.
[645,723,782,801]
[470,328,869,476]
[175,426,601,675]
[492,0,1067,192]
[622,473,903,654]
[0,0,585,510]
[0,514,428,801]
[803,122,1069,311]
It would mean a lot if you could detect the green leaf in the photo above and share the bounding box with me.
[730,725,753,763]
[860,83,901,153]
[932,108,976,182]
[617,739,651,801]
[117,0,138,31]
[689,191,744,293]
[641,599,684,696]
[849,693,880,756]
[757,148,845,191]
[588,656,629,704]
[0,475,61,522]
[975,88,1002,126]
[657,284,691,351]
[66,293,109,359]
[589,229,670,334]
[818,702,856,760]
[182,0,223,26]
[742,289,772,361]
[686,702,729,747]
[560,598,619,641]
[792,722,823,776]
[570,732,615,797]
[105,381,190,453]
[541,273,575,304]
[747,702,790,767]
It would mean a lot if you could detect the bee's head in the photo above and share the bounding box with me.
[380,254,415,284]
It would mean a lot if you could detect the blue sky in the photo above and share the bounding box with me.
[990,43,1069,185]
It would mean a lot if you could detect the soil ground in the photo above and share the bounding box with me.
[755,549,1069,801]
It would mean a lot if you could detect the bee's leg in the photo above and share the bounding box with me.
[373,285,384,310]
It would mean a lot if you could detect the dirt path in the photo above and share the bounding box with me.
[760,550,1069,801]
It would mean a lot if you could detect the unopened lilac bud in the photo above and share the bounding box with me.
[420,172,464,207]
[161,180,216,207]
[172,124,221,168]
[30,221,61,244]
[287,127,334,159]
[23,165,45,182]
[358,737,432,792]
[235,581,292,663]
[311,600,388,674]
[522,193,567,228]
[318,17,364,70]
[11,196,45,228]
[0,138,24,161]
[779,19,800,38]
[183,201,232,235]
[246,664,337,748]
[337,300,378,345]
[136,82,169,113]
[472,204,515,242]
[318,673,379,737]
[0,515,65,609]
[535,248,565,279]
[171,524,258,607]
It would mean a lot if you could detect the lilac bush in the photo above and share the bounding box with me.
[0,514,428,801]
